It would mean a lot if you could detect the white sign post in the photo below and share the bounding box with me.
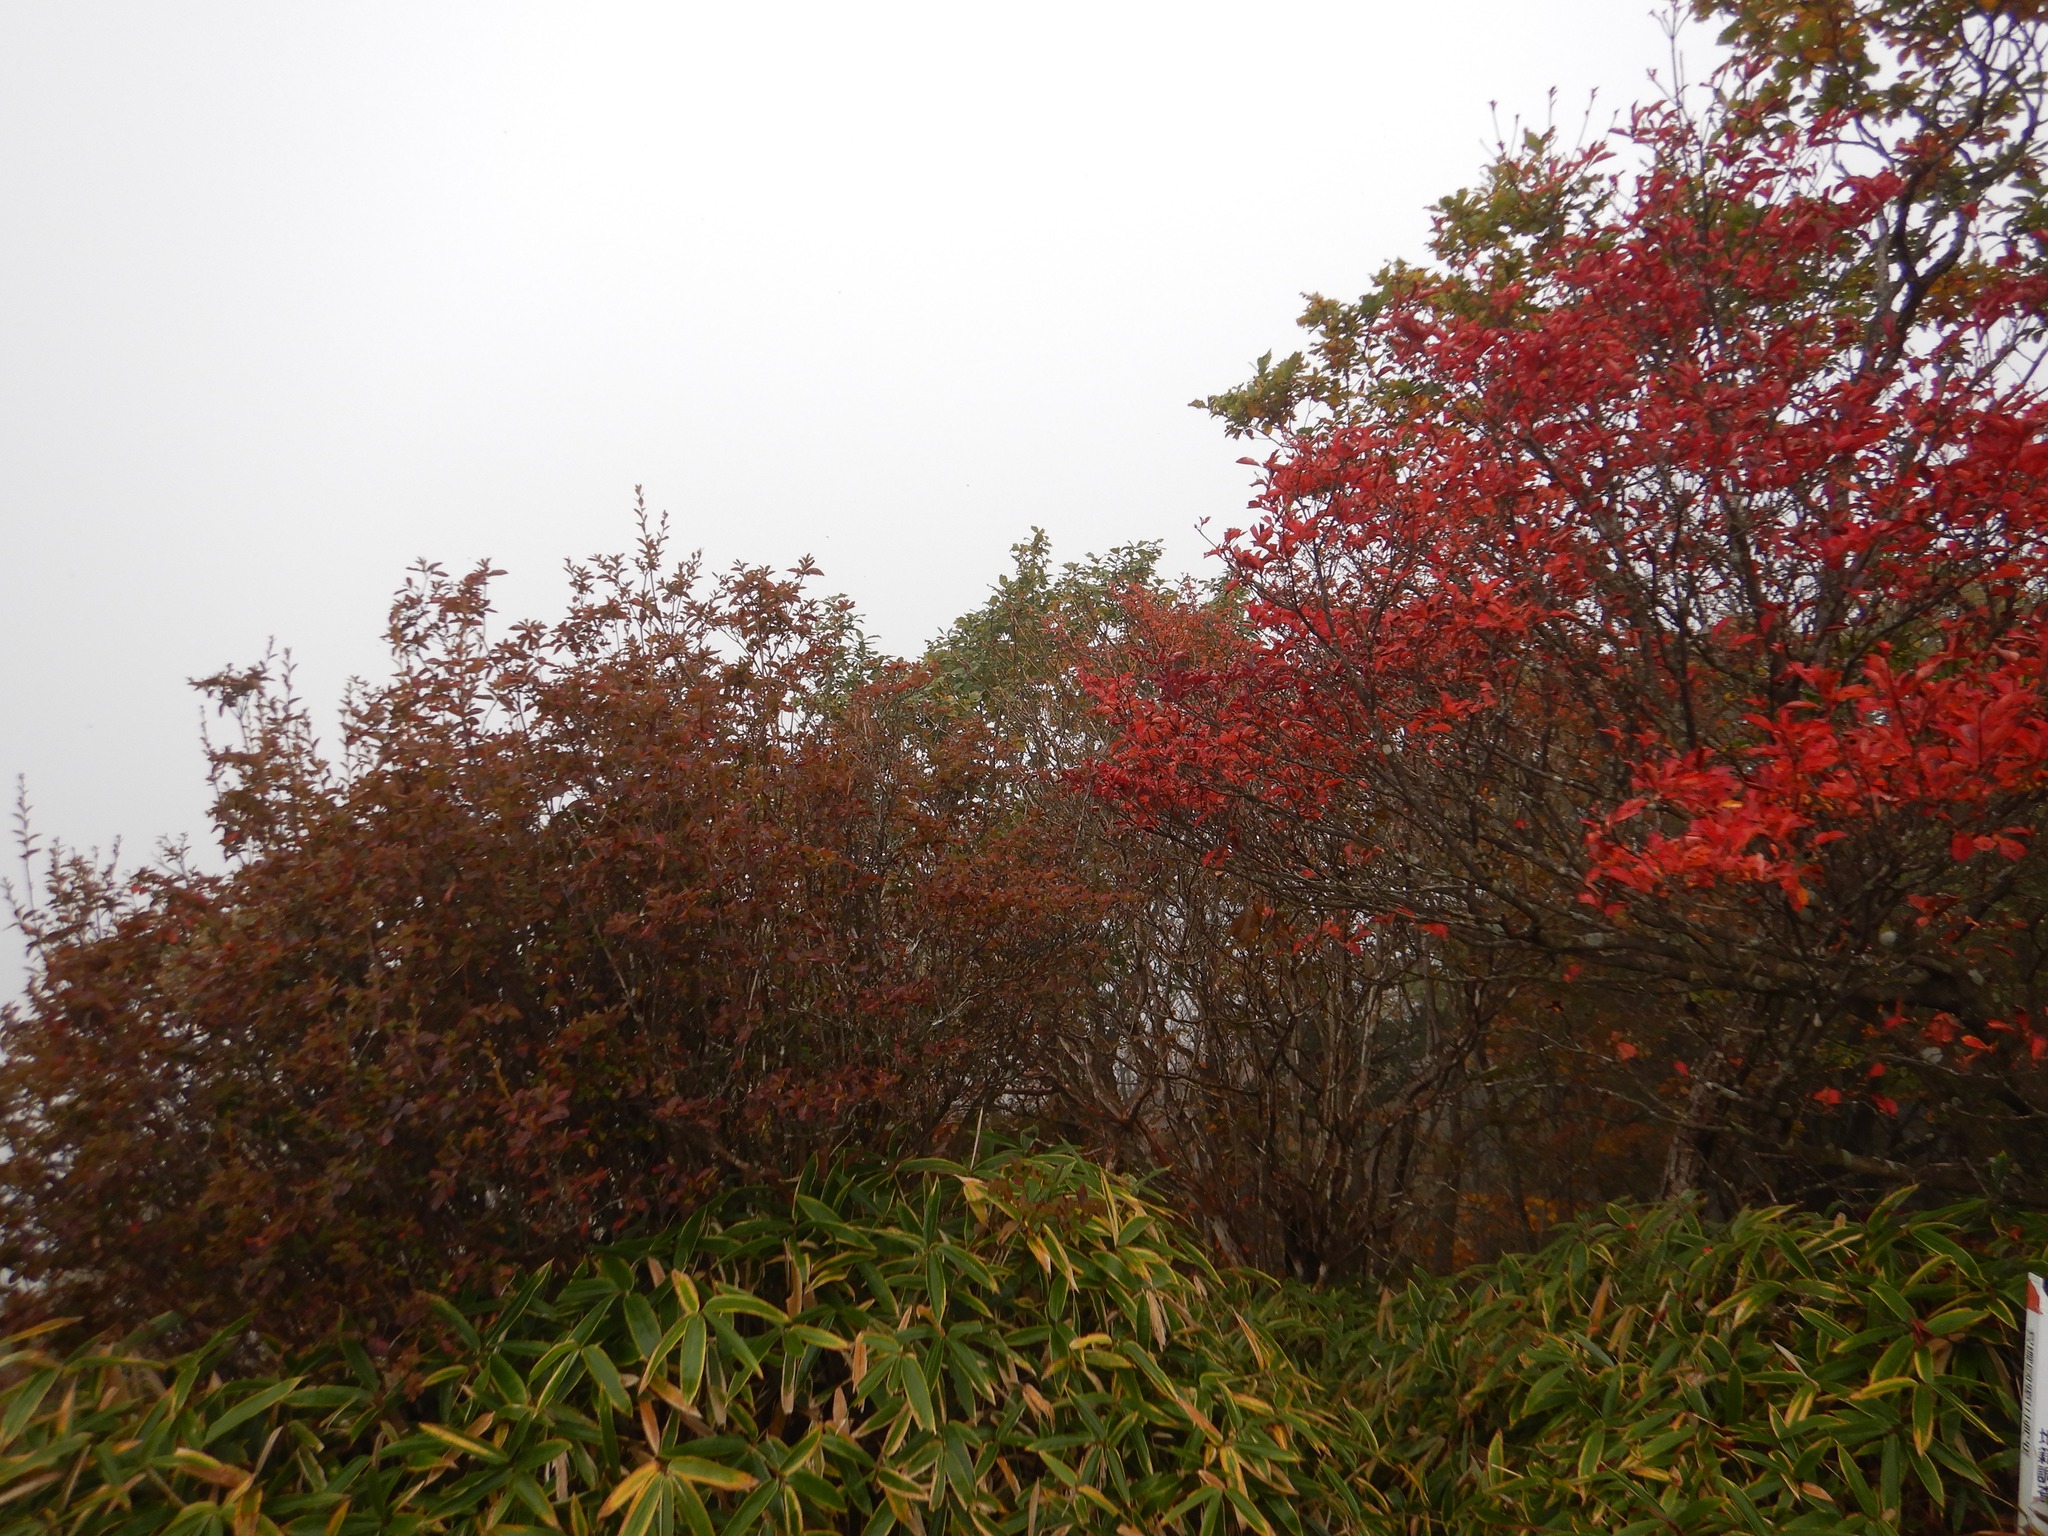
[2022,1274,2048,1533]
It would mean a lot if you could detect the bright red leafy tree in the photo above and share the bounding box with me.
[1091,1,2048,1201]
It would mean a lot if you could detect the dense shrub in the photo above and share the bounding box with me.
[0,1152,1347,1536]
[923,534,1577,1283]
[11,0,2048,1392]
[1269,1190,2042,1535]
[3,1152,2039,1536]
[0,525,1101,1338]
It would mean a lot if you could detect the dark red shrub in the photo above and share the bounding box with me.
[0,516,1100,1336]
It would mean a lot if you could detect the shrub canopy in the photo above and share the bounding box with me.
[0,527,1099,1336]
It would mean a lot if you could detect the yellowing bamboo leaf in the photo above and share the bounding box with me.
[598,1459,664,1519]
[668,1456,759,1491]
[419,1423,507,1464]
[169,1449,255,1490]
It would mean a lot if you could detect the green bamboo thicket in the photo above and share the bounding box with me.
[1269,1192,2041,1535]
[0,1153,1346,1536]
[0,1156,2042,1536]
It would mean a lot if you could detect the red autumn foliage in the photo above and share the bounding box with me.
[1090,5,2048,1201]
[939,536,1661,1280]
[11,1,2048,1336]
[0,518,1099,1337]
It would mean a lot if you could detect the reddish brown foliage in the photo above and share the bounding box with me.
[0,519,1099,1337]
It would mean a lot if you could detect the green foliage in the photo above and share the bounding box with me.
[0,1152,1348,1536]
[923,530,1173,773]
[1270,1192,2042,1535]
[4,1152,2043,1536]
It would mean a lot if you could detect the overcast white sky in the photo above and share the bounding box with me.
[1,1,1696,994]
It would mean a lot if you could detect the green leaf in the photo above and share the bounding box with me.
[674,1475,718,1536]
[898,1358,937,1432]
[677,1315,709,1403]
[784,1469,845,1512]
[0,1371,57,1450]
[721,1479,779,1536]
[198,1377,302,1448]
[784,1325,847,1352]
[426,1294,482,1352]
[625,1293,663,1364]
[705,1293,787,1327]
[419,1422,508,1464]
[668,1457,758,1492]
[582,1345,631,1416]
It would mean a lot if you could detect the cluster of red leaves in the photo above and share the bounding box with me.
[1089,59,2048,1192]
[0,524,1099,1338]
[1105,121,2048,871]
